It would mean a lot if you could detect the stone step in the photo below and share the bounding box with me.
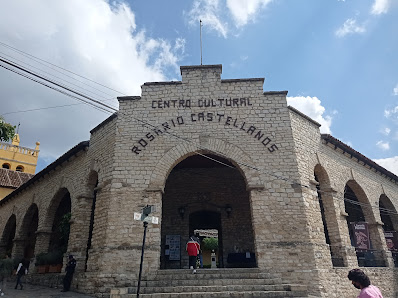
[153,268,263,275]
[114,290,306,298]
[133,277,283,287]
[137,284,293,294]
[148,270,277,280]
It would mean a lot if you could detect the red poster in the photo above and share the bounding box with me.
[384,231,398,252]
[351,222,370,251]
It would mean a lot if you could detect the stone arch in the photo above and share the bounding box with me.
[15,203,39,259]
[344,180,386,266]
[148,139,262,192]
[160,152,255,269]
[43,188,71,229]
[0,214,16,257]
[344,180,376,223]
[379,194,398,266]
[33,188,72,260]
[379,194,398,232]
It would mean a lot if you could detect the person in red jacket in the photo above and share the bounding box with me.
[186,236,200,273]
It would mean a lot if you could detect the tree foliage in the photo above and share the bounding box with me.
[202,237,219,251]
[0,117,15,142]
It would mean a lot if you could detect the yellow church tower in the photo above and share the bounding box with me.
[0,134,39,199]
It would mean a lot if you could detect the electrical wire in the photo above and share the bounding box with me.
[0,41,127,95]
[0,57,118,113]
[0,52,116,102]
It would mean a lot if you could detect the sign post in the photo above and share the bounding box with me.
[135,205,159,298]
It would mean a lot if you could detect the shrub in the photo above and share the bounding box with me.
[0,258,14,278]
[35,251,63,266]
[202,237,219,251]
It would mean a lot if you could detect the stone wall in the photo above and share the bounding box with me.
[289,106,398,297]
[0,64,397,298]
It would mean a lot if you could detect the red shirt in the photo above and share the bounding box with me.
[186,240,200,256]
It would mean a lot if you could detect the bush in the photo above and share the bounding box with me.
[202,237,219,251]
[35,251,63,266]
[0,258,14,278]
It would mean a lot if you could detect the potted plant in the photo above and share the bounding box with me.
[35,252,50,273]
[47,251,63,273]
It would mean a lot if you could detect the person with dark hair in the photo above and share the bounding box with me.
[347,269,383,297]
[61,255,76,292]
[15,259,27,290]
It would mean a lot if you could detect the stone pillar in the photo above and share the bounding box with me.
[11,238,25,259]
[0,244,7,257]
[368,221,395,268]
[34,228,52,254]
[143,187,163,274]
[322,187,358,268]
[67,195,94,273]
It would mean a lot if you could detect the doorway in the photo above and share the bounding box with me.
[160,153,256,269]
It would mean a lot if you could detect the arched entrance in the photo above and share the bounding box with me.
[20,204,39,259]
[344,182,385,267]
[0,214,16,257]
[379,194,398,266]
[160,153,255,269]
[48,190,71,257]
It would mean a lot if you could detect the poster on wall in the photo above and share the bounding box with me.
[351,222,370,251]
[165,235,181,260]
[384,231,398,252]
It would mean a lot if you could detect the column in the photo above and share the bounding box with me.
[322,187,358,267]
[67,195,93,273]
[368,222,395,267]
[34,228,52,254]
[11,238,25,259]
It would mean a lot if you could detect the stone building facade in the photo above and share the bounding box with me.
[0,64,397,297]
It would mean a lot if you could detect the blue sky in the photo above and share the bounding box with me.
[0,0,397,174]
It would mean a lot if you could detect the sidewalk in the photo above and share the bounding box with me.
[0,282,94,297]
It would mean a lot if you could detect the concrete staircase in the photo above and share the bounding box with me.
[110,268,307,298]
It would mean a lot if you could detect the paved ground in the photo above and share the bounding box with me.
[0,282,94,297]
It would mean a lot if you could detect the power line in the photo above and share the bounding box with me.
[0,52,116,102]
[2,103,83,115]
[0,57,118,113]
[0,64,113,114]
[0,41,128,96]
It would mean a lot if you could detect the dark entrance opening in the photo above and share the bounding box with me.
[189,211,223,268]
[160,153,255,269]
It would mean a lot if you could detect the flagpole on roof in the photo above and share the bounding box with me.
[200,20,203,65]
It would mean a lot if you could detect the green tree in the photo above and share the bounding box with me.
[202,237,219,251]
[0,117,15,142]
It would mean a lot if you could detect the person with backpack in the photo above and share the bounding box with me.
[15,260,27,290]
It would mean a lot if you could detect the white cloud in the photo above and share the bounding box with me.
[335,18,366,37]
[381,127,391,135]
[186,0,273,38]
[373,156,398,176]
[384,106,398,119]
[371,0,390,15]
[0,0,184,166]
[226,0,272,27]
[394,83,398,95]
[186,0,228,38]
[287,96,333,134]
[376,140,390,150]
